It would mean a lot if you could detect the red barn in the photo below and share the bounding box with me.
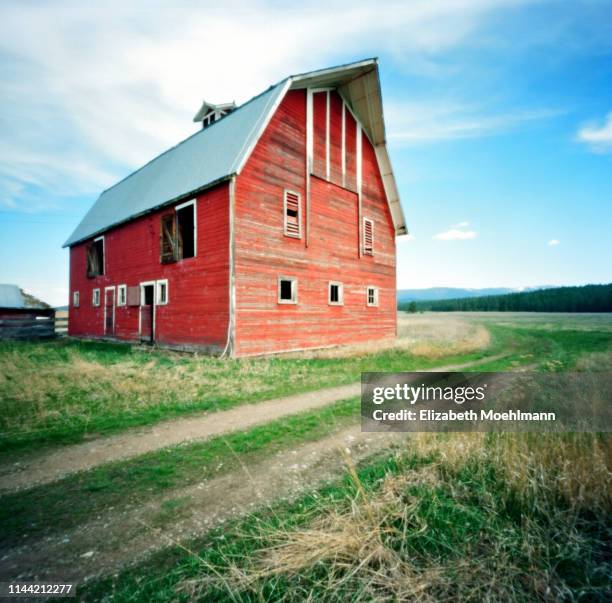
[64,59,407,356]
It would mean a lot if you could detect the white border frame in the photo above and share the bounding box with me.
[283,189,302,238]
[92,288,100,307]
[328,281,344,306]
[156,279,169,305]
[363,217,374,255]
[103,286,116,335]
[366,285,379,307]
[175,198,197,258]
[117,284,127,306]
[139,280,156,339]
[325,90,330,181]
[341,101,346,187]
[278,276,298,305]
[94,235,105,275]
[73,290,80,308]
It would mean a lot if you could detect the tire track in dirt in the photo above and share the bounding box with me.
[0,354,507,493]
[0,425,411,585]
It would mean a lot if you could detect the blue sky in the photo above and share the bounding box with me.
[1,0,611,305]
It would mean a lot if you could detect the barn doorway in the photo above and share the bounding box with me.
[139,282,155,343]
[104,287,115,336]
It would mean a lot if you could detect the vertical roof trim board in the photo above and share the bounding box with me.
[64,59,406,247]
[281,59,407,235]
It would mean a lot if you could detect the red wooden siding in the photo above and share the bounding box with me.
[344,109,357,191]
[67,85,398,356]
[233,89,396,356]
[312,91,327,179]
[329,92,343,186]
[68,182,230,349]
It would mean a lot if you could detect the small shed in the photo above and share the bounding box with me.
[0,284,56,340]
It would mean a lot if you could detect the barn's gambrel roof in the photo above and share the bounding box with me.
[64,59,406,247]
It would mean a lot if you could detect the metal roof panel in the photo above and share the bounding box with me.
[64,58,407,246]
[0,284,50,309]
[64,81,287,247]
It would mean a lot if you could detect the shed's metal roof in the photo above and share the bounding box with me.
[0,284,50,309]
[64,81,288,246]
[64,59,406,247]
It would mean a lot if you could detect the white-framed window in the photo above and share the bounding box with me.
[283,190,301,238]
[367,286,379,307]
[328,281,344,306]
[161,199,197,263]
[278,276,298,304]
[86,235,105,277]
[117,284,127,306]
[175,199,196,259]
[156,279,169,305]
[73,291,80,308]
[92,288,100,307]
[363,218,374,255]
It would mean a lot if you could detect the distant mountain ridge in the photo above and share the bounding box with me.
[399,283,612,313]
[397,287,550,303]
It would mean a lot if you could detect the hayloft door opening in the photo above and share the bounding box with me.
[140,282,155,343]
[104,287,115,335]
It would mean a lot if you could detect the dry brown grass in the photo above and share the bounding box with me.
[0,346,301,436]
[292,314,491,360]
[215,432,611,601]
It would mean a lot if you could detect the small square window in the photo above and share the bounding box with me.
[73,291,80,308]
[278,277,297,304]
[367,286,379,307]
[117,284,127,306]
[92,288,100,306]
[156,279,169,305]
[328,282,344,306]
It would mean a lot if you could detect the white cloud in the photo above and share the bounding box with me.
[548,239,560,246]
[434,225,478,240]
[576,112,612,152]
[0,0,539,212]
[386,102,563,144]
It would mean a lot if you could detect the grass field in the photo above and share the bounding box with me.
[1,313,610,453]
[0,315,494,452]
[84,431,611,602]
[0,312,610,601]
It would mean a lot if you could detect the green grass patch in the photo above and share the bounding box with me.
[1,318,609,454]
[0,338,493,453]
[81,432,611,602]
[0,397,360,549]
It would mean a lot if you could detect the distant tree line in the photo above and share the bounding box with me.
[398,283,612,313]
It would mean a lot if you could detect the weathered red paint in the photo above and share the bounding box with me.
[69,183,230,351]
[233,89,396,356]
[68,88,397,356]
